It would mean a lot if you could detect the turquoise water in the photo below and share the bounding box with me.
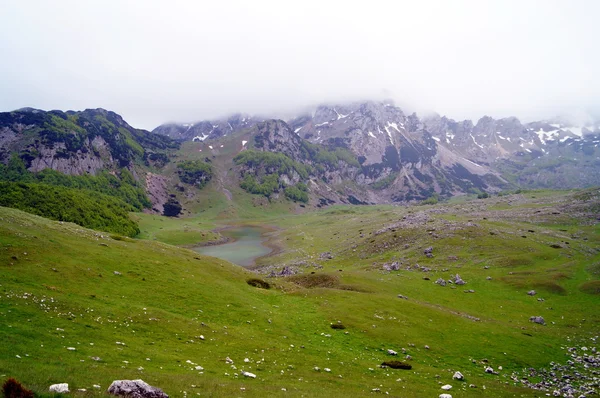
[194,226,272,267]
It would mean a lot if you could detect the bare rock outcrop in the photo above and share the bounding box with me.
[145,172,169,214]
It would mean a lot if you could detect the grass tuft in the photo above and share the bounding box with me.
[2,377,34,398]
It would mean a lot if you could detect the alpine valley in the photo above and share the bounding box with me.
[0,101,599,398]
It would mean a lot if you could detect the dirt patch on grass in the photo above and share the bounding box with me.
[532,281,567,295]
[381,360,412,370]
[286,273,366,292]
[288,273,340,288]
[492,255,535,268]
[247,278,271,289]
[501,276,568,295]
[579,280,600,295]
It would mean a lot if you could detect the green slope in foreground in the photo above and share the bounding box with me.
[1,189,599,397]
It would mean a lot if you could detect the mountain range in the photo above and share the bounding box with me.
[1,101,599,215]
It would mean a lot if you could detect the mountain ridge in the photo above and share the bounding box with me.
[1,102,599,217]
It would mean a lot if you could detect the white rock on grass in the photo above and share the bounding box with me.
[452,371,464,380]
[387,349,398,355]
[439,394,452,398]
[49,384,69,393]
[242,371,256,378]
[67,347,76,351]
[441,384,452,390]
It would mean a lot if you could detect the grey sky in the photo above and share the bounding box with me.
[1,0,598,129]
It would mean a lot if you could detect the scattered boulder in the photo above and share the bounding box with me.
[387,349,398,356]
[453,274,466,285]
[320,252,334,260]
[49,384,69,394]
[453,371,464,380]
[241,371,256,379]
[527,290,537,296]
[278,266,295,276]
[107,379,168,398]
[383,262,400,271]
[113,271,122,276]
[397,294,408,300]
[435,278,447,287]
[423,247,434,258]
[439,394,452,398]
[529,316,546,325]
[441,384,452,390]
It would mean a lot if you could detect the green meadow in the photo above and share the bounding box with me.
[1,189,599,397]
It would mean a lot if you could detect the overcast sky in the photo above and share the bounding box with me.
[1,0,598,129]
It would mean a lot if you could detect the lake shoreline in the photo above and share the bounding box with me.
[191,224,284,267]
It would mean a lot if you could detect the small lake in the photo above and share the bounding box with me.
[193,226,272,267]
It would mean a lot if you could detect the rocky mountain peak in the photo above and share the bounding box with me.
[152,113,261,142]
[251,119,304,160]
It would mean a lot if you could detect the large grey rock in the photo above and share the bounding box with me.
[530,316,546,325]
[107,379,168,398]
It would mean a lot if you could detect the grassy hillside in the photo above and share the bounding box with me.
[0,182,140,237]
[1,189,599,397]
